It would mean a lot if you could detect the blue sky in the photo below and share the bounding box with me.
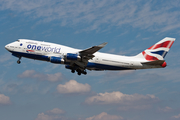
[0,0,180,120]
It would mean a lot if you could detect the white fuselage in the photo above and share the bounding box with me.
[5,39,164,73]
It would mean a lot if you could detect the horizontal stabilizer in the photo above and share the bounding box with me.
[141,60,165,65]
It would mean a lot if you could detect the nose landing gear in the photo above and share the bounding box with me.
[17,60,21,64]
[17,57,21,64]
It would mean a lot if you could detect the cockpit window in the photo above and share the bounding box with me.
[16,40,20,42]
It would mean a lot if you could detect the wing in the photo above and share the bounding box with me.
[79,42,107,60]
[64,42,107,71]
[64,42,107,74]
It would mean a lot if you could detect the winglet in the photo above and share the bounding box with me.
[98,42,108,48]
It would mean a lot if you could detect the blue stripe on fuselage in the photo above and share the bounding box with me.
[86,62,132,70]
[10,51,131,70]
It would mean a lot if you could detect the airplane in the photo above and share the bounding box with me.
[5,37,175,75]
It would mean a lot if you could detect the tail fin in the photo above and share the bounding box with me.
[136,37,175,61]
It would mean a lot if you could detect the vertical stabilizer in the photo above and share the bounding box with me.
[136,37,175,61]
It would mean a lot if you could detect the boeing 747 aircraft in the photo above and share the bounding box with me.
[5,37,175,75]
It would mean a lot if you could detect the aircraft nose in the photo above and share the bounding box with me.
[5,44,10,50]
[5,45,8,49]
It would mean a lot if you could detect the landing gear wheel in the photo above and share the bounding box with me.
[17,60,21,64]
[84,71,87,75]
[78,72,81,75]
[71,70,75,73]
[17,56,22,64]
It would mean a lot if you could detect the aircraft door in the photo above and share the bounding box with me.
[95,57,102,63]
[95,57,99,63]
[130,61,134,66]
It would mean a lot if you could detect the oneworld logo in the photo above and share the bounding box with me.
[27,44,61,53]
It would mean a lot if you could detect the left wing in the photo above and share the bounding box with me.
[79,42,107,60]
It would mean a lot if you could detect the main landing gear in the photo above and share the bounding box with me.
[17,57,21,64]
[77,70,87,76]
[71,69,87,75]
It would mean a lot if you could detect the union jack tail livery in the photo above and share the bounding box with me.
[136,37,175,68]
[137,37,175,60]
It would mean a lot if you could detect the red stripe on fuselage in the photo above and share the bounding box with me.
[27,50,35,52]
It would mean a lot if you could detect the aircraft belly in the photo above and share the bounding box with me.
[11,51,49,61]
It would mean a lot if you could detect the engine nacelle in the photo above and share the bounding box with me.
[66,53,81,61]
[50,56,64,64]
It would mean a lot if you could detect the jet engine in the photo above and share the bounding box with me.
[50,56,64,64]
[66,53,81,61]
